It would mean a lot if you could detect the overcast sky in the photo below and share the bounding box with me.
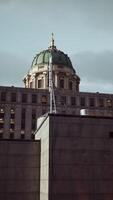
[0,0,113,93]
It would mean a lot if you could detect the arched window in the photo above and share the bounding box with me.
[59,79,64,89]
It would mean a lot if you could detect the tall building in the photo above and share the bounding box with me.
[0,35,113,140]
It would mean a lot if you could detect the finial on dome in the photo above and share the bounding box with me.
[49,33,56,49]
[51,33,54,47]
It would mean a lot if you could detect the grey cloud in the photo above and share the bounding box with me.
[0,52,28,86]
[71,50,113,93]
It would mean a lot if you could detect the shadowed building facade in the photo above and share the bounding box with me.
[36,114,113,200]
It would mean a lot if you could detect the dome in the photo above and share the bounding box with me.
[31,35,75,72]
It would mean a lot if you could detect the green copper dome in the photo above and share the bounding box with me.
[31,34,75,72]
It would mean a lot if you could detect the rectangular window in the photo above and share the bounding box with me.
[32,109,36,131]
[60,79,64,89]
[1,92,6,102]
[10,108,15,119]
[98,98,104,107]
[89,98,95,107]
[71,97,76,106]
[10,123,15,129]
[31,133,35,140]
[69,81,73,90]
[41,95,47,104]
[10,132,14,139]
[21,108,26,130]
[21,108,26,119]
[22,93,27,103]
[106,99,112,108]
[80,97,85,107]
[0,131,3,139]
[61,96,66,105]
[11,93,16,102]
[38,79,43,88]
[0,112,4,119]
[0,123,4,129]
[21,133,25,139]
[32,94,37,103]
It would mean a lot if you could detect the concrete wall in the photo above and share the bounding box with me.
[36,114,113,200]
[36,117,49,200]
[0,140,40,200]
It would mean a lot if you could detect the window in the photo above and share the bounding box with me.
[10,123,15,129]
[32,94,37,103]
[106,99,112,108]
[21,133,25,139]
[59,79,64,89]
[10,131,14,139]
[10,108,15,119]
[11,93,16,102]
[38,79,43,88]
[0,123,4,129]
[98,98,104,107]
[21,108,26,130]
[1,92,6,102]
[21,120,25,130]
[41,95,47,104]
[31,133,35,140]
[61,96,66,105]
[0,113,4,119]
[22,94,27,103]
[71,97,76,106]
[0,131,3,139]
[69,81,73,90]
[89,98,95,107]
[32,109,36,131]
[32,110,36,119]
[21,108,26,119]
[80,97,85,107]
[0,107,4,129]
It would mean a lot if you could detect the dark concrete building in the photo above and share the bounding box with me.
[36,114,113,200]
[0,140,40,200]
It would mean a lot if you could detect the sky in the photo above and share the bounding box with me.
[0,0,113,93]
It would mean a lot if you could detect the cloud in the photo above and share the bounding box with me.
[0,51,28,86]
[71,50,113,93]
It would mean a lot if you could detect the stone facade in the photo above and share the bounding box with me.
[0,86,113,139]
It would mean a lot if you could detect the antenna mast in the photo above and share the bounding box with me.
[49,55,57,114]
[49,34,57,114]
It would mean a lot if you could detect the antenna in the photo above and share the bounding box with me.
[49,55,57,114]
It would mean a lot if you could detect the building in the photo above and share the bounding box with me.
[0,35,113,139]
[35,113,113,200]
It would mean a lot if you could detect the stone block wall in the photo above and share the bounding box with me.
[0,140,40,200]
[36,114,113,200]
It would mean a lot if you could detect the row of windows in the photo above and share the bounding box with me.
[60,96,113,108]
[37,78,75,90]
[0,92,47,104]
[0,92,113,108]
[0,131,35,140]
